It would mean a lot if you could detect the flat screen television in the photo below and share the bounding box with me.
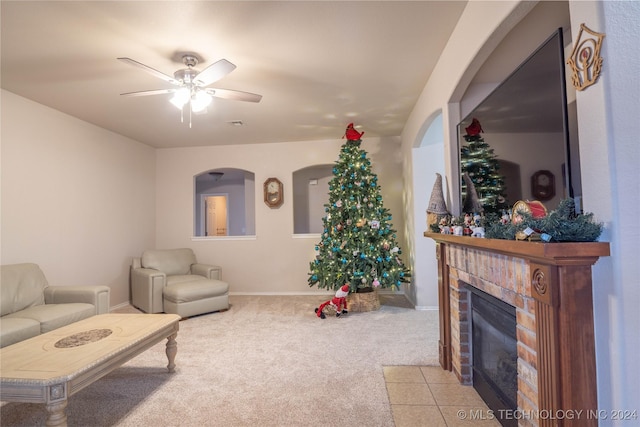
[457,28,580,214]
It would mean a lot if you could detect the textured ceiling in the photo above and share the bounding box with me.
[1,1,468,148]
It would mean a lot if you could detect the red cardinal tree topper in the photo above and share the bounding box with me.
[344,123,364,140]
[465,118,483,137]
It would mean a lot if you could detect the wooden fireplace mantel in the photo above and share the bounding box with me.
[425,232,610,427]
[426,232,610,265]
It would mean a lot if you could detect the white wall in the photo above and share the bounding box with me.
[1,89,156,307]
[155,136,407,295]
[409,112,445,310]
[568,1,640,420]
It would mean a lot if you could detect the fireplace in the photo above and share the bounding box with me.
[427,233,609,427]
[469,286,518,427]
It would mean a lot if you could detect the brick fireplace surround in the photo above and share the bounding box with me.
[426,233,609,427]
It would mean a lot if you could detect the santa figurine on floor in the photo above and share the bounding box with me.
[315,284,350,319]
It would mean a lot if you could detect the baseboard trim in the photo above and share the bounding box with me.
[414,306,439,311]
[116,291,410,309]
[229,290,406,296]
[109,300,132,312]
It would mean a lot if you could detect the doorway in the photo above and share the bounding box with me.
[202,194,229,236]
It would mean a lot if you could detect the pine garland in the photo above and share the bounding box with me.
[485,199,603,242]
[432,199,603,243]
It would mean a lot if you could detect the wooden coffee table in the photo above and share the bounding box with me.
[0,313,180,427]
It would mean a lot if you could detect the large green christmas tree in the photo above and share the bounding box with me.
[308,124,411,293]
[460,118,509,214]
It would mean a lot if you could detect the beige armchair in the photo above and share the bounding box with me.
[131,248,229,318]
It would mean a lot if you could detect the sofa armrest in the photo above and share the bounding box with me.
[132,257,142,269]
[131,267,166,313]
[44,286,111,314]
[191,263,222,280]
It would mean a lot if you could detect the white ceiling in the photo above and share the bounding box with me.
[1,1,468,148]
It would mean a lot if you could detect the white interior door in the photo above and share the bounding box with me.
[205,195,228,236]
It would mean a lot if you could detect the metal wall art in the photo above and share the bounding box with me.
[567,24,606,91]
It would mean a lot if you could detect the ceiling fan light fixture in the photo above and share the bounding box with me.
[118,53,261,127]
[191,90,212,113]
[208,172,224,181]
[170,87,190,109]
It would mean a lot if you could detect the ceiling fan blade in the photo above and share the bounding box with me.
[120,89,174,97]
[117,57,178,85]
[207,88,262,103]
[194,59,236,86]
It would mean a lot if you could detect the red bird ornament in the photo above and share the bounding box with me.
[465,118,483,137]
[344,123,364,140]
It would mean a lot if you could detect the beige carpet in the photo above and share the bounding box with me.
[1,295,439,426]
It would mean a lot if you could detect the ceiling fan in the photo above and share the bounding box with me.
[118,53,262,126]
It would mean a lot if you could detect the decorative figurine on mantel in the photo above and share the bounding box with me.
[427,173,449,229]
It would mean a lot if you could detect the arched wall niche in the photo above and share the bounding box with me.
[292,164,333,234]
[193,168,256,237]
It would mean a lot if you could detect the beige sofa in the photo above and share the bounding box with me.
[131,248,229,318]
[0,263,111,348]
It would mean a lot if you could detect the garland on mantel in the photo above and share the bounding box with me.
[430,199,603,243]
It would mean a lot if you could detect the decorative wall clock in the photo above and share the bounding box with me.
[531,170,555,201]
[263,177,283,208]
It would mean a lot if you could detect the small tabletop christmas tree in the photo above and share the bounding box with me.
[308,124,411,293]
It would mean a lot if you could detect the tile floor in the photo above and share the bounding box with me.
[383,365,502,426]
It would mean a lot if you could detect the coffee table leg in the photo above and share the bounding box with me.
[166,332,178,373]
[45,399,68,427]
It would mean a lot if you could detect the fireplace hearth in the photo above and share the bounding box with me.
[426,233,609,427]
[469,286,518,427]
